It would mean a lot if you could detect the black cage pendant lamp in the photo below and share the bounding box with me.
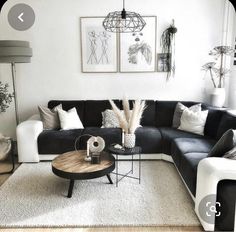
[103,0,146,33]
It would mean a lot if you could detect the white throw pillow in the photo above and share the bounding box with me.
[102,109,142,128]
[102,109,120,128]
[178,108,208,135]
[172,102,201,128]
[58,108,84,130]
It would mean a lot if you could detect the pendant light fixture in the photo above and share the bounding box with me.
[103,0,146,33]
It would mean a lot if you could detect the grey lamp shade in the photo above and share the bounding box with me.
[0,40,32,63]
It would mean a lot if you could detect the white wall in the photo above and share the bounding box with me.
[0,0,232,137]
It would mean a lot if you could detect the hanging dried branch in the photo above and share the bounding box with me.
[160,20,177,81]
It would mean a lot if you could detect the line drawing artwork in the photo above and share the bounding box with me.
[99,31,111,64]
[87,31,99,64]
[87,30,111,65]
[81,17,118,72]
[128,32,152,65]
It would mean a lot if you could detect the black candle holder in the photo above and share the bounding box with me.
[91,152,101,164]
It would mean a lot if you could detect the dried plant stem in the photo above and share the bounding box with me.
[209,69,217,88]
[137,101,146,122]
[219,53,224,88]
[109,99,146,135]
[203,46,235,88]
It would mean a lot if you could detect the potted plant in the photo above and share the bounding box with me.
[0,81,13,161]
[202,46,235,107]
[109,99,146,148]
[0,81,13,113]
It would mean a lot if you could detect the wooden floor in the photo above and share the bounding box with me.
[0,159,203,232]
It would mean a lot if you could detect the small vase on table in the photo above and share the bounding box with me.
[124,133,136,149]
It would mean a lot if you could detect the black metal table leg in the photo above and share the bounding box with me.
[116,154,118,187]
[131,154,133,174]
[109,146,142,186]
[106,174,113,184]
[67,179,74,198]
[139,153,141,184]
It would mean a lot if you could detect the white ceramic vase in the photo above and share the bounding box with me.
[124,133,136,148]
[210,88,225,107]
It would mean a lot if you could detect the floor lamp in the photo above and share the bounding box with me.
[0,40,33,125]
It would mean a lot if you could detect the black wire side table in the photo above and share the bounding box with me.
[108,145,142,187]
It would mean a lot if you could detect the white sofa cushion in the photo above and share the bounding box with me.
[172,102,201,128]
[178,108,208,135]
[58,108,83,130]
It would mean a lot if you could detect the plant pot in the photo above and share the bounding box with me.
[0,136,11,161]
[210,88,225,107]
[124,133,136,149]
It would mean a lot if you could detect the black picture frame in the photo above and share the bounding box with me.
[157,53,171,72]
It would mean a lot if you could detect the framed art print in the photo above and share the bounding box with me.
[80,17,118,73]
[119,16,157,72]
[157,53,171,72]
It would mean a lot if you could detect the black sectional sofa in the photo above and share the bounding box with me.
[22,100,236,231]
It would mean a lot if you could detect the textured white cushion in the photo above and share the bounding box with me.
[58,108,83,130]
[102,109,120,128]
[102,109,142,128]
[178,108,208,135]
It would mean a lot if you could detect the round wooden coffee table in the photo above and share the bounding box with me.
[52,150,115,198]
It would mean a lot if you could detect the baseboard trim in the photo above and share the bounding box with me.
[39,153,174,162]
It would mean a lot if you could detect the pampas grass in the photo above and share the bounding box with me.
[122,97,131,124]
[130,100,146,134]
[109,100,128,133]
[129,100,140,134]
[109,99,146,134]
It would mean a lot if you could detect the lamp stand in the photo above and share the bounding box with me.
[11,62,19,125]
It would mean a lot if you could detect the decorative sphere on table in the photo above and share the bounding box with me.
[88,136,105,153]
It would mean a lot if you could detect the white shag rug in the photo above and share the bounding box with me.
[0,161,200,227]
